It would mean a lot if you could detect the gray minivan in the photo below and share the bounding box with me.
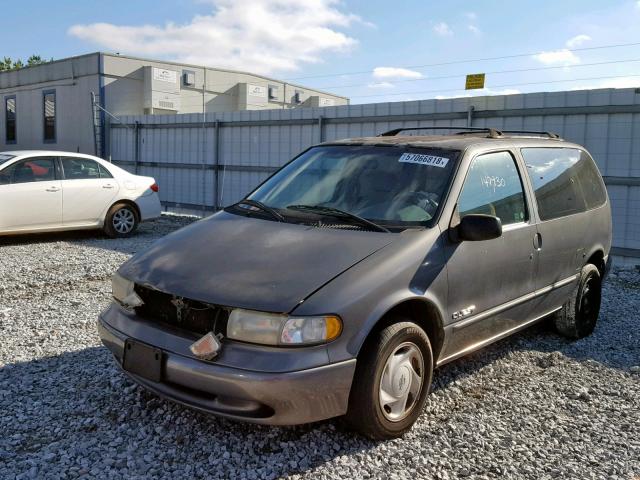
[98,127,612,439]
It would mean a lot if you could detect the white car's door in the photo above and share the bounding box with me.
[59,157,120,225]
[0,157,63,231]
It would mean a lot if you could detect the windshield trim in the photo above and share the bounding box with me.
[235,144,461,231]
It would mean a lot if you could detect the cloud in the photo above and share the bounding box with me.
[367,81,395,89]
[468,24,481,35]
[433,22,453,36]
[566,34,591,48]
[68,0,360,75]
[434,88,521,100]
[532,49,581,66]
[372,67,424,79]
[571,76,640,90]
[492,88,521,95]
[465,12,477,21]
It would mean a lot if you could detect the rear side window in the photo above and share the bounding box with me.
[576,151,607,209]
[98,163,113,178]
[61,157,102,180]
[458,151,527,226]
[521,148,606,221]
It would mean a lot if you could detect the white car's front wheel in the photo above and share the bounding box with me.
[104,203,139,238]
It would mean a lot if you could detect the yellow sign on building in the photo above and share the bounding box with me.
[465,73,486,90]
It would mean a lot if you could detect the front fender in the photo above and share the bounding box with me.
[292,227,449,364]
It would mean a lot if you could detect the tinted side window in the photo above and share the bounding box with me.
[521,148,593,221]
[458,151,527,226]
[61,157,101,180]
[8,157,57,184]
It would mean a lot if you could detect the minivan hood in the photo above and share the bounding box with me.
[118,211,395,313]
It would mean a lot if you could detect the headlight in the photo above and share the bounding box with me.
[112,272,144,308]
[227,309,342,346]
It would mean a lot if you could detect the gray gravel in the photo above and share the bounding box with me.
[1,214,639,480]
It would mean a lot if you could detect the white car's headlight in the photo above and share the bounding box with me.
[227,309,342,346]
[112,272,144,308]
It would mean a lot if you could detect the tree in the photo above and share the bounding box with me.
[0,57,13,71]
[27,55,47,66]
[0,55,51,71]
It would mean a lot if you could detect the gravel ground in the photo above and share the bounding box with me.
[0,214,639,480]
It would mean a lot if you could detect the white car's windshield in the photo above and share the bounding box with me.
[0,154,15,166]
[244,145,459,228]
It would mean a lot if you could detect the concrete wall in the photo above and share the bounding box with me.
[108,87,640,263]
[0,53,100,153]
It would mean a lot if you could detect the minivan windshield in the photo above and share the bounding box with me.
[245,145,459,228]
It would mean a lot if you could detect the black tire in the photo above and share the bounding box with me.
[103,203,139,238]
[345,320,433,440]
[554,264,602,339]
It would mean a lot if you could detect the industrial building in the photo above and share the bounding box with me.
[0,52,349,156]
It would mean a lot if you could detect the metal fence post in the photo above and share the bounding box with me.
[91,92,98,156]
[213,120,220,210]
[318,115,325,143]
[134,121,140,174]
[467,106,475,127]
[104,117,111,161]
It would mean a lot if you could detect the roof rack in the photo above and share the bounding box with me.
[377,126,561,140]
[499,130,561,139]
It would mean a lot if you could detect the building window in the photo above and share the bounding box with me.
[268,85,278,100]
[5,96,16,144]
[183,70,195,87]
[43,90,56,143]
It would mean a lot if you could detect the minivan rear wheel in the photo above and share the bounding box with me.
[345,320,433,440]
[554,264,602,339]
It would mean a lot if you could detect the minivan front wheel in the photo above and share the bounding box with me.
[345,320,433,440]
[554,264,602,339]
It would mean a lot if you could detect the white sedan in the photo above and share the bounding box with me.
[0,151,161,237]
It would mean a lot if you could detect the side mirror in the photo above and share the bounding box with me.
[457,214,502,242]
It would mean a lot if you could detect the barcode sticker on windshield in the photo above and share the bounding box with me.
[399,153,449,168]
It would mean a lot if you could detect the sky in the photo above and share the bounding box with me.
[2,0,640,104]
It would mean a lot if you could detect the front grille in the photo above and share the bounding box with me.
[134,285,228,338]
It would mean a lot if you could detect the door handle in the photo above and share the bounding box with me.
[533,232,542,250]
[102,184,114,189]
[45,187,60,192]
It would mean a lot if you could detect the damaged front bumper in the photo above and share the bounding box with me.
[98,305,356,425]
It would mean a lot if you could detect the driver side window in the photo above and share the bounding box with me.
[1,157,57,185]
[458,151,527,226]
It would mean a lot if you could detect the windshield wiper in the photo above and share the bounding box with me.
[287,204,390,233]
[235,199,285,222]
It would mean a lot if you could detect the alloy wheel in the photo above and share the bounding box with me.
[112,208,135,234]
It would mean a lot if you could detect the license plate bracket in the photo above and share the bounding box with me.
[122,339,163,382]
